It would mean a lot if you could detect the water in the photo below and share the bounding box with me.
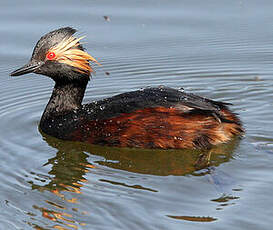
[1,0,273,229]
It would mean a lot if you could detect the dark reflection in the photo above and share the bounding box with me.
[167,215,217,222]
[31,147,92,195]
[99,179,158,192]
[29,136,94,229]
[41,133,240,177]
[211,194,240,211]
[28,132,240,228]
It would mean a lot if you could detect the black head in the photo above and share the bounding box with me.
[10,27,99,82]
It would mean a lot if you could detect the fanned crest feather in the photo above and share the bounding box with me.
[48,36,100,75]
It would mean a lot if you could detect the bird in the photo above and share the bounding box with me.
[10,27,244,149]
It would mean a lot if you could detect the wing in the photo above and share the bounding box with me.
[58,86,242,148]
[81,86,230,120]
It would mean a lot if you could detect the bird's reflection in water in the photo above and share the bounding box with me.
[29,133,240,228]
[42,133,240,176]
[30,140,92,229]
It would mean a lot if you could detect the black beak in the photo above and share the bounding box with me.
[10,61,41,77]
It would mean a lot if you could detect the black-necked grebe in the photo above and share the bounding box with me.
[10,27,243,149]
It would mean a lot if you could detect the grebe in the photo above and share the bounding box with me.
[10,27,243,149]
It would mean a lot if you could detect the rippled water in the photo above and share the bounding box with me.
[1,0,273,229]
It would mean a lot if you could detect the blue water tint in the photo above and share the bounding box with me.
[0,0,273,229]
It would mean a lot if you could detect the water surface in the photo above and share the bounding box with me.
[0,0,273,229]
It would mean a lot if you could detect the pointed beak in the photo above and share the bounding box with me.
[10,61,41,77]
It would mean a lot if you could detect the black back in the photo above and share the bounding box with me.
[81,86,230,120]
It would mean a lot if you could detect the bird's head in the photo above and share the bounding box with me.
[10,27,99,82]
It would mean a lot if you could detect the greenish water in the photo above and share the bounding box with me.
[0,0,273,229]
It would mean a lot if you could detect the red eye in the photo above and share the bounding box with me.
[46,51,56,60]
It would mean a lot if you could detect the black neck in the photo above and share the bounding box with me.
[41,79,88,120]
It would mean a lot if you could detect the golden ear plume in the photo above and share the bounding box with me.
[48,36,100,74]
